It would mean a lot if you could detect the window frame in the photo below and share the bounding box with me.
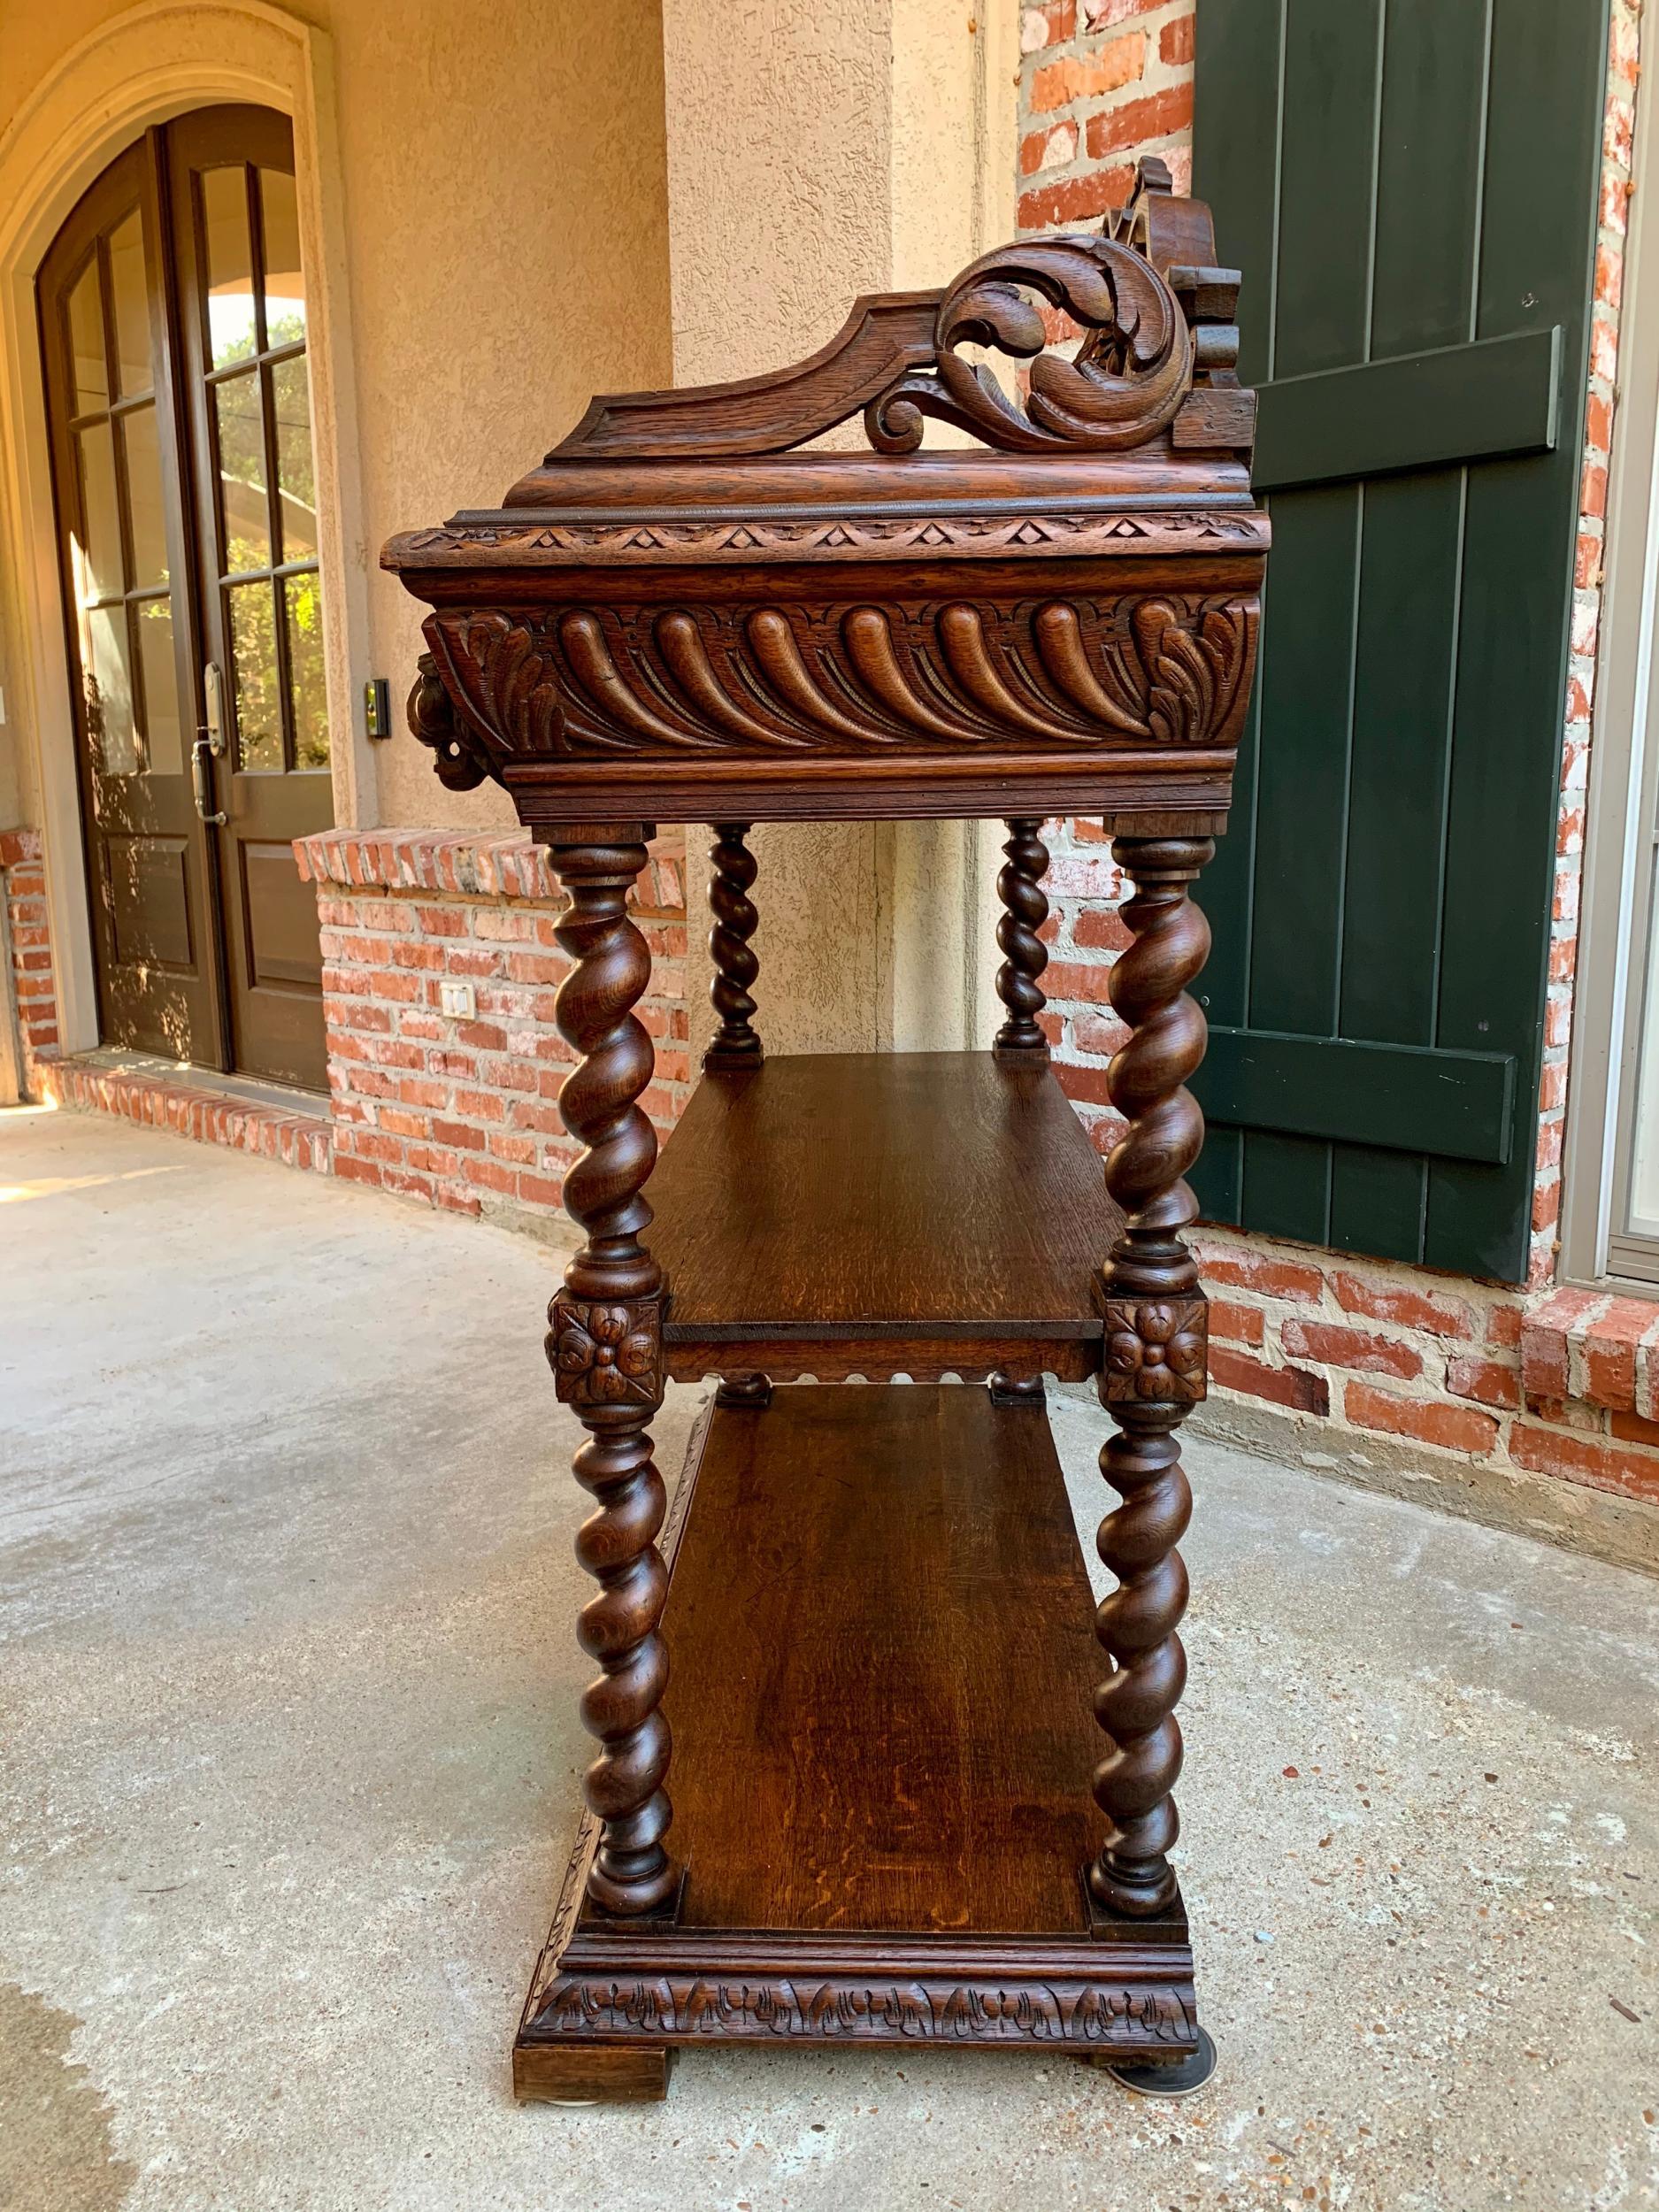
[1563,40,1659,1286]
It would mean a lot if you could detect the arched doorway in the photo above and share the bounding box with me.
[37,105,333,1090]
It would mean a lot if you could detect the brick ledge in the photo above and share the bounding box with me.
[1521,1285,1659,1417]
[294,827,684,915]
[35,1051,333,1174]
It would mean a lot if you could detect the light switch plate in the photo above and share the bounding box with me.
[439,979,476,1020]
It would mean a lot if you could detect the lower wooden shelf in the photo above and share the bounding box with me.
[515,1385,1197,2099]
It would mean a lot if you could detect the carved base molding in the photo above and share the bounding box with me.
[526,1962,1197,2051]
[518,1813,1198,2063]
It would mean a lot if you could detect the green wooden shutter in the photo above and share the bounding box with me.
[1189,0,1609,1284]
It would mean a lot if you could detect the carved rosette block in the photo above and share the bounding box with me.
[550,1294,664,1410]
[993,818,1051,1056]
[703,823,763,1072]
[1101,1298,1208,1406]
[545,838,677,1919]
[1090,836,1213,1923]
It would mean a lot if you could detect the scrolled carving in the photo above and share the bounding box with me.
[425,594,1258,769]
[1102,1297,1208,1407]
[407,649,490,792]
[866,235,1191,457]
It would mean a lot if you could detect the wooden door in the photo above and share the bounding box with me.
[38,108,332,1091]
[169,106,330,1091]
[39,138,224,1065]
[1189,0,1609,1283]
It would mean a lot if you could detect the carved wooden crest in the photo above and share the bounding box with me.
[382,157,1268,828]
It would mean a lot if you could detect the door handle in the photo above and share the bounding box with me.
[191,733,227,826]
[201,661,227,757]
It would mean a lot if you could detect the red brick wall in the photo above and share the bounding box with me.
[1193,1225,1659,1509]
[1018,0,1194,234]
[1016,1,1654,1520]
[1,827,58,1084]
[296,828,687,1233]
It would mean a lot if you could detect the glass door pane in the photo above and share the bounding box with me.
[38,131,221,1064]
[169,104,332,1090]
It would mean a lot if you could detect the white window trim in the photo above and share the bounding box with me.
[1563,36,1659,1286]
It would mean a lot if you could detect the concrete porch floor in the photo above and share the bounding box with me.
[2,1107,1656,2212]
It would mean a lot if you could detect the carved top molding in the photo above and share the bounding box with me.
[394,506,1270,570]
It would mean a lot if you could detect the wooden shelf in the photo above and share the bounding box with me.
[650,1052,1120,1382]
[518,1388,1196,2070]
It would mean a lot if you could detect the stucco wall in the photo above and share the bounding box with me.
[0,0,672,836]
[660,0,1015,1056]
[333,0,672,828]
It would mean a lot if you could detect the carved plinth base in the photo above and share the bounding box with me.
[518,1812,1196,2079]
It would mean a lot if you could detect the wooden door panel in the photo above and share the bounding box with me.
[240,841,320,984]
[1192,0,1609,1281]
[38,136,225,1066]
[168,105,332,1090]
[104,835,196,971]
[1254,331,1562,491]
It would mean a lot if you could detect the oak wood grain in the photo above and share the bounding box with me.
[650,1053,1120,1353]
[662,1385,1111,1933]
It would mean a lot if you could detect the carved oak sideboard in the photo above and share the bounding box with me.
[385,156,1267,2105]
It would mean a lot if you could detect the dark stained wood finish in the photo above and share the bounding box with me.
[671,1334,1083,1387]
[649,1053,1120,1371]
[384,161,1265,838]
[516,1397,1197,2076]
[543,171,1245,466]
[666,1386,1109,1933]
[993,818,1052,1056]
[513,2040,672,2105]
[543,837,677,1918]
[1091,837,1213,1918]
[389,156,1266,2098]
[703,823,762,1071]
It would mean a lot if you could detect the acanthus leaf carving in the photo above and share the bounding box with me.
[530,1970,1196,2047]
[424,610,565,777]
[865,235,1192,457]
